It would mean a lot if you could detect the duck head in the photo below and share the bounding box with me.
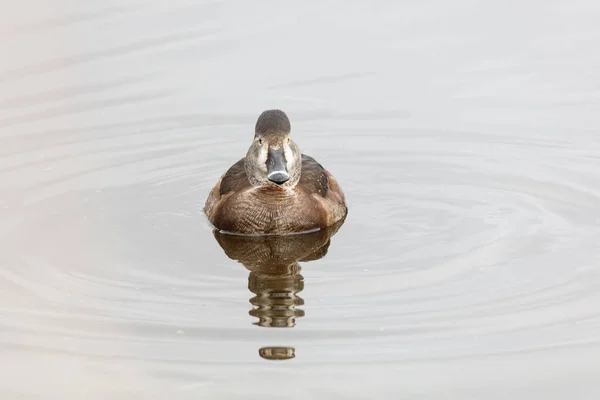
[245,110,302,188]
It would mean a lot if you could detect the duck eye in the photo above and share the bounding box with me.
[287,137,291,144]
[258,138,263,145]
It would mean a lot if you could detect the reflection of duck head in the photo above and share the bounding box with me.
[213,219,344,329]
[258,347,296,360]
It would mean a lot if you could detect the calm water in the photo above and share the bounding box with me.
[2,1,600,398]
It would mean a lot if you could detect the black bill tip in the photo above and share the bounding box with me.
[267,171,290,184]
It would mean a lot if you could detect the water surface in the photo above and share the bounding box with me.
[2,1,600,398]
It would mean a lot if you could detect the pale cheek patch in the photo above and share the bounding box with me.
[257,147,268,171]
[284,144,296,170]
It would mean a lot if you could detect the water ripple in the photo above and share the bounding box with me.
[2,0,600,397]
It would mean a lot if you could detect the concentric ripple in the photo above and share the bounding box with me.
[2,0,600,398]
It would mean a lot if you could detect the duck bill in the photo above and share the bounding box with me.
[267,147,290,184]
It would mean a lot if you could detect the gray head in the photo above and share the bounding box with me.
[245,110,302,187]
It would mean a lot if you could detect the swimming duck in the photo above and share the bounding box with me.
[204,109,347,235]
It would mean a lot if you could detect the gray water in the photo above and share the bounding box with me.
[2,1,600,398]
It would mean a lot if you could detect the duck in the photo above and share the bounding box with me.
[204,109,347,235]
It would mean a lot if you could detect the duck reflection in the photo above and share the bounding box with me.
[212,220,344,360]
[258,347,296,360]
[247,263,304,328]
[213,220,343,328]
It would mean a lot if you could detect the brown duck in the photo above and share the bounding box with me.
[204,109,347,235]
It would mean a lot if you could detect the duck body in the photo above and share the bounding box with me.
[204,110,347,235]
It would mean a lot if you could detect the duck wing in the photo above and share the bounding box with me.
[299,154,329,197]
